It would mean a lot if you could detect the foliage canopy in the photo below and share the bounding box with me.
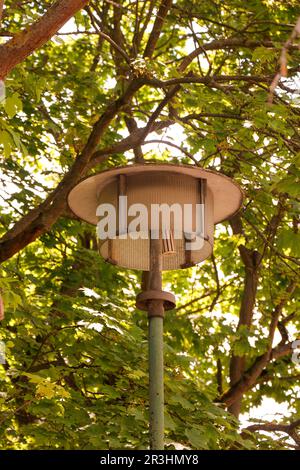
[0,0,299,450]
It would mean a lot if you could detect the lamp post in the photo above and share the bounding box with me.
[68,163,243,450]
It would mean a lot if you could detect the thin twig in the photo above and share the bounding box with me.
[268,16,300,103]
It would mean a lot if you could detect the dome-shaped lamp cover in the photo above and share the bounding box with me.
[68,164,243,271]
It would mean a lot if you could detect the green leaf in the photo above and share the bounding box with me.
[0,130,13,157]
[275,176,300,198]
[165,413,177,431]
[277,229,300,257]
[252,47,277,64]
[170,394,194,410]
[185,427,208,449]
[4,93,22,118]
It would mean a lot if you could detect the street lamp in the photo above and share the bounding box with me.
[68,163,243,450]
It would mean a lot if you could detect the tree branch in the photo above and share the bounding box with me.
[88,119,174,167]
[143,138,199,164]
[228,245,262,417]
[216,358,223,395]
[226,212,262,417]
[0,79,143,263]
[178,38,298,73]
[244,419,300,449]
[269,16,300,103]
[143,0,172,59]
[144,73,276,88]
[85,5,131,65]
[0,0,90,79]
[221,279,296,409]
[0,0,4,25]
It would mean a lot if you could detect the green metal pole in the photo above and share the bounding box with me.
[148,236,164,450]
[149,315,164,450]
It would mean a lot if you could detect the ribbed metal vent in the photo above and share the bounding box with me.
[97,172,214,270]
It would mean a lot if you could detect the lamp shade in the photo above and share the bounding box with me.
[68,164,243,271]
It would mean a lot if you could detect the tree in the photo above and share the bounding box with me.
[0,0,299,450]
